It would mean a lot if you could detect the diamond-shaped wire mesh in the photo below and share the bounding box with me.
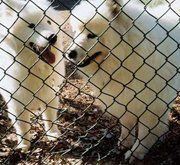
[0,0,179,164]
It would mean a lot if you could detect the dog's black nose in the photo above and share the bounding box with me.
[68,50,77,59]
[48,34,57,44]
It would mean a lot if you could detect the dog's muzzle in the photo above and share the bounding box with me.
[29,35,57,64]
[77,51,102,68]
[29,42,56,64]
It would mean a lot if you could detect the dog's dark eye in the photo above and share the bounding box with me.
[28,23,35,28]
[47,20,51,25]
[87,33,97,39]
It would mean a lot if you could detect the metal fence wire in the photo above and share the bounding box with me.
[0,0,180,164]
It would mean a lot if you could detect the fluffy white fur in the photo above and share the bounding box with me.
[0,0,65,152]
[67,0,180,162]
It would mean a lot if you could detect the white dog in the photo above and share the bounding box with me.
[66,0,180,162]
[0,0,65,152]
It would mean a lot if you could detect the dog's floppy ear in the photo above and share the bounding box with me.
[93,0,122,20]
[98,0,122,20]
[108,0,122,18]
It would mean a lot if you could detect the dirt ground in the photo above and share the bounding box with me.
[0,11,180,165]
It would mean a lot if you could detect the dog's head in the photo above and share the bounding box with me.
[66,0,121,68]
[2,0,60,65]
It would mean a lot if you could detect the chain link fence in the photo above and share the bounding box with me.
[0,0,180,164]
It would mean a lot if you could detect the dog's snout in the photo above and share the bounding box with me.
[68,50,77,59]
[48,34,57,44]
